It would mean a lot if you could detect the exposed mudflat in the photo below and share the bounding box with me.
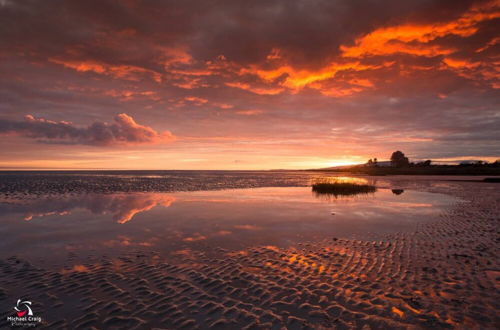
[0,171,317,195]
[0,176,498,329]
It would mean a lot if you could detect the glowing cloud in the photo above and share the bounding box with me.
[340,0,500,58]
[0,114,176,146]
[225,82,285,95]
[243,61,392,90]
[0,0,499,168]
[236,110,264,116]
[49,58,162,83]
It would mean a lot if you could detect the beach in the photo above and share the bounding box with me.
[0,173,498,329]
[3,0,499,328]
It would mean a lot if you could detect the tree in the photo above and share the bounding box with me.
[390,151,409,167]
[373,158,378,166]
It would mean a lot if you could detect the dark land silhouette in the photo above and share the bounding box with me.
[319,151,500,176]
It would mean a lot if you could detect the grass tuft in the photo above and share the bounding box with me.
[312,178,376,197]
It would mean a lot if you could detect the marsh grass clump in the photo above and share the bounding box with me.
[312,178,377,197]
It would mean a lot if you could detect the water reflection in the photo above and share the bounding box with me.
[1,193,175,224]
[0,187,456,266]
[317,176,370,185]
[392,189,405,195]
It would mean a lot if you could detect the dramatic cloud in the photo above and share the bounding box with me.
[0,114,175,146]
[340,0,500,58]
[0,0,498,168]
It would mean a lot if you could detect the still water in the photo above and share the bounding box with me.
[0,187,456,266]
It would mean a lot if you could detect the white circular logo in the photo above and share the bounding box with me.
[14,299,33,317]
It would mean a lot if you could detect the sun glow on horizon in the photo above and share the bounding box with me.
[0,0,498,169]
[323,161,364,168]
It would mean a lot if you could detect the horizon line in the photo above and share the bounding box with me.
[0,160,492,172]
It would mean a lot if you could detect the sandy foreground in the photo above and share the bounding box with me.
[0,179,498,329]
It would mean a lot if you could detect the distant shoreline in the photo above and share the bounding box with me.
[309,164,500,176]
[0,167,499,176]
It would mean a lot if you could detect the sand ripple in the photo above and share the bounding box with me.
[0,181,499,329]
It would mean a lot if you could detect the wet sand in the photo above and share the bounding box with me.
[0,179,499,329]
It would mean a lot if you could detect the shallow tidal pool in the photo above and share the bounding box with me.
[0,186,456,266]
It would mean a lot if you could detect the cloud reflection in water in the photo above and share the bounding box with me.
[2,193,175,224]
[0,187,456,266]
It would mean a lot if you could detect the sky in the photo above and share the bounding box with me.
[0,0,499,170]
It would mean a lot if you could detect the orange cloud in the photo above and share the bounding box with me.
[443,58,481,69]
[164,54,239,89]
[104,90,159,101]
[476,36,500,52]
[49,58,162,83]
[244,61,393,90]
[340,0,500,58]
[308,77,377,97]
[171,78,206,89]
[348,78,374,88]
[442,57,498,88]
[159,46,193,67]
[225,81,285,95]
[109,113,176,145]
[183,233,207,242]
[236,110,264,116]
[214,103,234,109]
[184,96,209,104]
[230,50,394,96]
[315,85,364,97]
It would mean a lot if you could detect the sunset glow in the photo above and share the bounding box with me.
[0,0,499,169]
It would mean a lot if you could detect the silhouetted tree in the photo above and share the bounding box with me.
[373,158,378,166]
[390,151,409,167]
[367,159,373,166]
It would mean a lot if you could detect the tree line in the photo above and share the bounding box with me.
[366,151,499,168]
